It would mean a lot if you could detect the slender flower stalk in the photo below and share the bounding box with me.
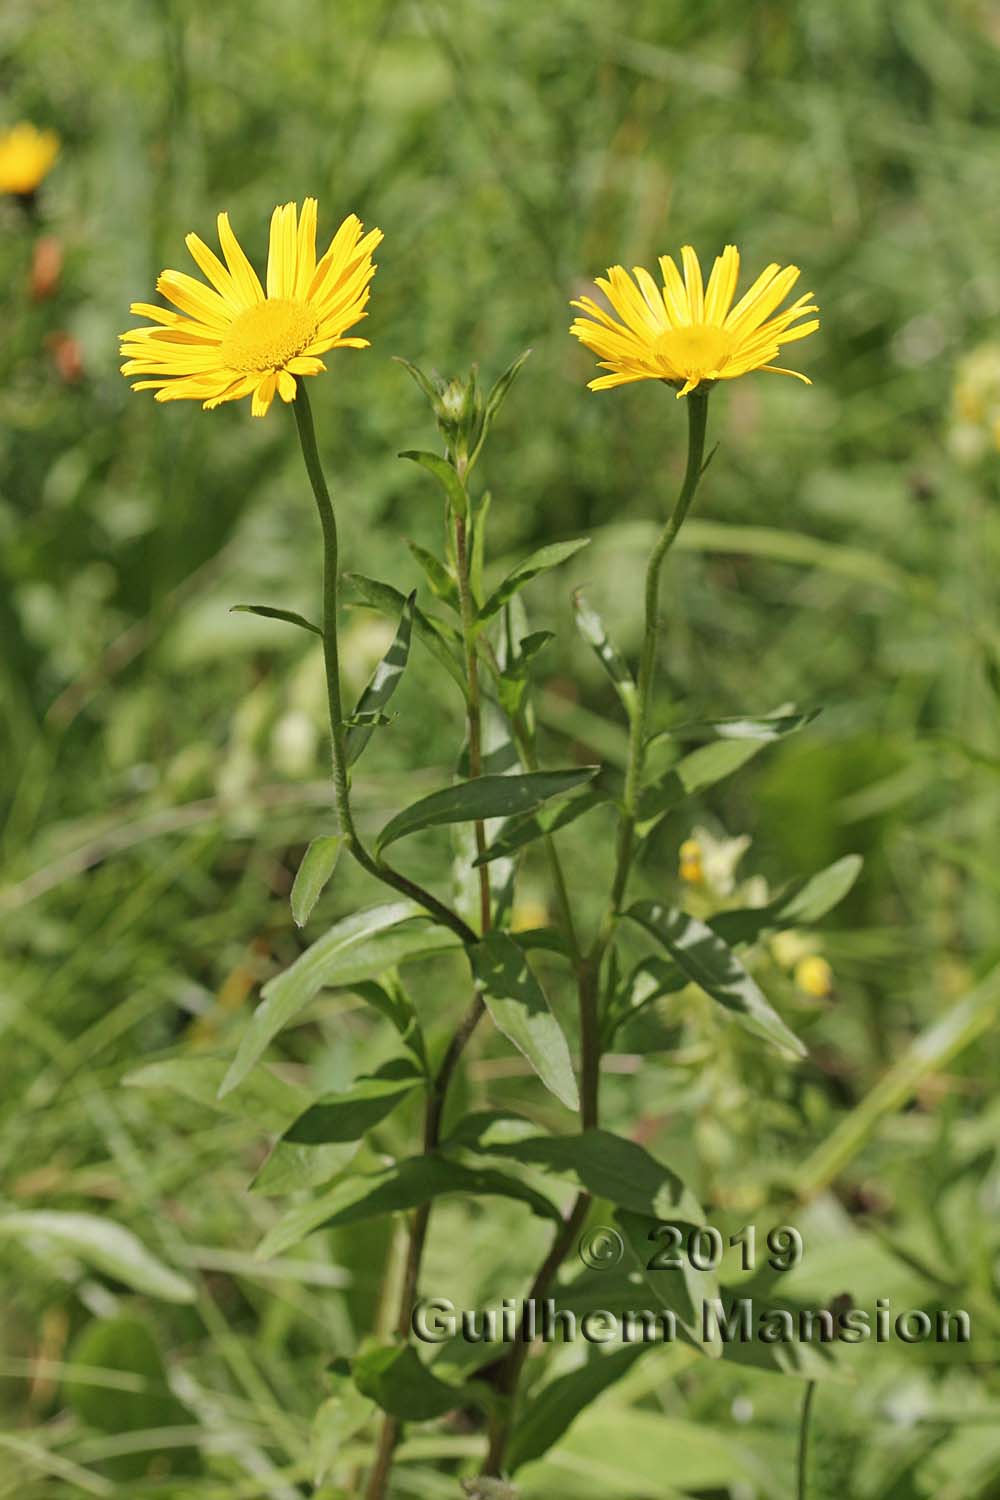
[480,390,711,1482]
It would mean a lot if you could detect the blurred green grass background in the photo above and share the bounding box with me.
[3,1,1000,1496]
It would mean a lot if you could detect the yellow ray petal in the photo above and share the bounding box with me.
[680,246,705,322]
[704,245,740,325]
[216,212,264,306]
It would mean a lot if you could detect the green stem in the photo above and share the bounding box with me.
[605,389,710,928]
[583,390,710,1102]
[292,386,477,947]
[797,1381,817,1500]
[479,390,711,1482]
[454,509,492,934]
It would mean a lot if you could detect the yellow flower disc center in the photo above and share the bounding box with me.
[220,299,319,373]
[654,323,735,380]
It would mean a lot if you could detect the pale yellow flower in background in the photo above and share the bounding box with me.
[120,200,381,417]
[949,342,1000,463]
[570,244,818,397]
[0,122,59,197]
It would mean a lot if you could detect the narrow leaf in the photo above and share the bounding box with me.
[230,604,322,637]
[281,1058,424,1145]
[399,449,468,519]
[627,901,806,1058]
[406,542,459,612]
[484,347,532,425]
[473,786,610,867]
[711,854,863,947]
[465,1129,704,1225]
[376,768,597,852]
[347,574,466,696]
[573,591,637,720]
[291,835,345,927]
[469,491,491,606]
[637,739,766,833]
[392,354,440,406]
[651,709,819,743]
[345,592,415,765]
[479,538,591,624]
[352,1344,470,1422]
[616,1209,723,1359]
[220,903,461,1097]
[507,1346,646,1471]
[470,933,579,1111]
[125,1056,310,1131]
[0,1212,195,1303]
[257,1153,560,1258]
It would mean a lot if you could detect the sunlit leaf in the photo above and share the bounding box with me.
[345,591,415,765]
[478,538,591,624]
[470,932,579,1110]
[376,768,597,852]
[627,901,806,1058]
[291,835,345,927]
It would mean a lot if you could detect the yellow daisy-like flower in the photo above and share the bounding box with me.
[120,200,382,417]
[0,122,60,197]
[570,245,818,397]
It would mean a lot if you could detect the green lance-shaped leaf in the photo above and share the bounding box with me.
[220,903,461,1097]
[506,1345,647,1472]
[229,603,323,636]
[637,739,767,835]
[469,932,579,1111]
[496,629,555,718]
[0,1212,195,1303]
[710,853,863,947]
[375,767,597,853]
[573,590,637,721]
[125,1055,311,1131]
[473,784,611,867]
[345,591,415,766]
[290,835,345,927]
[280,1058,424,1146]
[469,490,492,606]
[257,1152,561,1258]
[405,541,460,612]
[484,347,532,426]
[398,448,468,518]
[350,1344,479,1422]
[627,901,806,1058]
[615,1209,723,1359]
[650,708,820,743]
[464,1129,704,1224]
[392,354,440,406]
[347,573,466,695]
[478,537,592,625]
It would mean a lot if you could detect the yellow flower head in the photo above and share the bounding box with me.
[570,245,819,398]
[0,122,60,197]
[678,837,704,885]
[120,200,382,417]
[794,954,834,1000]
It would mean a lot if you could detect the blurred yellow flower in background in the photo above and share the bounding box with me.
[678,837,704,885]
[949,342,1000,463]
[0,122,59,197]
[794,954,834,999]
[570,245,818,397]
[120,200,381,417]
